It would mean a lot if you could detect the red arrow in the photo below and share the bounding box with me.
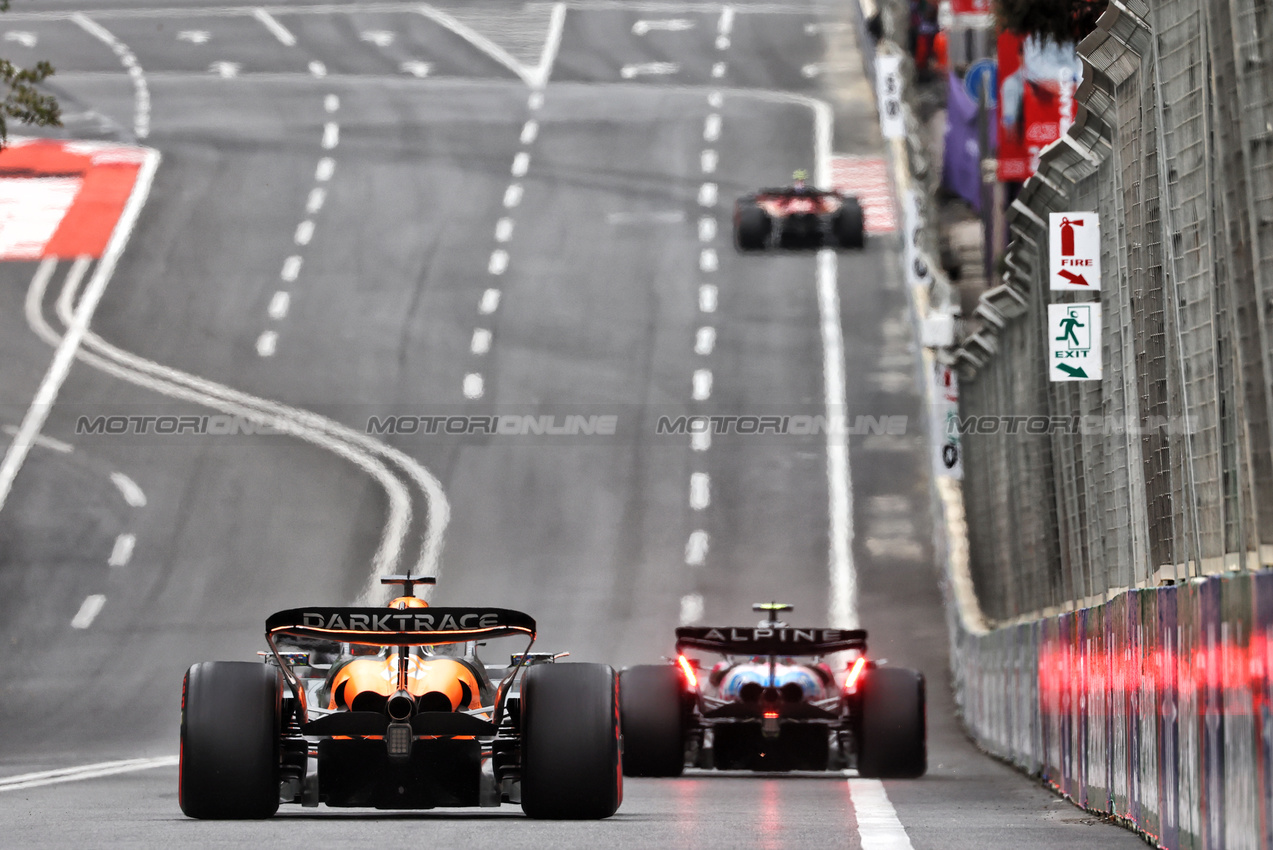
[1058,269,1090,286]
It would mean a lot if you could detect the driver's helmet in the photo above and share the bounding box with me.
[792,169,809,190]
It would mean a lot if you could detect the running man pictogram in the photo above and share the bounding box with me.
[1055,308,1086,347]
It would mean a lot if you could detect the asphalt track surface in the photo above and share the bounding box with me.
[0,2,1146,847]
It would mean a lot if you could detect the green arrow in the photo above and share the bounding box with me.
[1057,364,1088,378]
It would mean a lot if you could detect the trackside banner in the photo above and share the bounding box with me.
[267,607,536,644]
[676,627,867,656]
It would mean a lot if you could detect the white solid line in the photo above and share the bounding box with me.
[511,151,530,177]
[479,288,502,314]
[699,284,718,313]
[324,94,339,112]
[849,778,915,849]
[718,5,735,35]
[294,220,314,245]
[685,530,709,565]
[697,183,717,206]
[691,429,711,451]
[110,471,147,507]
[1,425,72,455]
[418,5,534,86]
[70,594,106,629]
[692,368,713,400]
[0,757,179,793]
[700,248,718,272]
[821,247,856,627]
[108,532,136,567]
[703,113,721,141]
[520,120,539,144]
[690,472,710,510]
[503,184,523,208]
[316,157,335,181]
[528,91,545,110]
[471,328,492,354]
[306,187,326,214]
[281,255,302,282]
[256,330,278,357]
[679,592,704,625]
[488,249,509,275]
[495,217,514,242]
[533,3,567,88]
[54,257,91,337]
[698,216,717,242]
[268,291,290,319]
[321,122,339,150]
[462,373,485,399]
[0,149,160,515]
[308,60,327,78]
[253,8,296,46]
[695,326,716,355]
[701,149,718,173]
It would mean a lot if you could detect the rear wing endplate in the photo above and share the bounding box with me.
[675,626,866,656]
[266,607,536,646]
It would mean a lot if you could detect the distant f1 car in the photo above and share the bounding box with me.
[179,575,622,819]
[619,603,925,776]
[733,181,865,251]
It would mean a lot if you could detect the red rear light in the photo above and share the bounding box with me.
[763,711,779,719]
[845,656,867,689]
[677,654,698,689]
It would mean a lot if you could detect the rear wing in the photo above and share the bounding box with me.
[266,607,536,646]
[675,626,866,657]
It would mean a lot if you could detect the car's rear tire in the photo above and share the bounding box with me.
[180,661,282,818]
[735,203,772,250]
[619,665,685,777]
[521,663,622,819]
[833,199,866,249]
[856,666,926,779]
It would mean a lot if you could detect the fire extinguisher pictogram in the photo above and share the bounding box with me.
[1060,217,1083,256]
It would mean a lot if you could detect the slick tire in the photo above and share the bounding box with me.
[619,665,685,777]
[521,663,623,819]
[180,661,282,819]
[735,203,772,250]
[833,199,866,249]
[856,666,926,779]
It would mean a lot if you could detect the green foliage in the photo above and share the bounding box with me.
[995,0,1108,43]
[0,0,63,146]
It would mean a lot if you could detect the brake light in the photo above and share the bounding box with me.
[677,654,698,688]
[763,711,779,719]
[845,656,867,689]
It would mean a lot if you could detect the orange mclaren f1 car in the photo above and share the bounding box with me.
[179,576,622,819]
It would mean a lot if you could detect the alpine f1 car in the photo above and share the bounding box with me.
[619,603,925,777]
[179,575,622,819]
[733,172,865,251]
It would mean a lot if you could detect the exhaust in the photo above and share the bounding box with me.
[386,689,415,722]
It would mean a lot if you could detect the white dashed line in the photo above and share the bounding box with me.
[108,533,135,567]
[679,592,704,625]
[692,430,711,451]
[698,216,717,242]
[701,149,718,173]
[704,114,721,142]
[253,8,296,46]
[70,594,106,629]
[400,60,432,78]
[209,60,239,78]
[6,31,37,48]
[294,220,314,245]
[699,284,718,313]
[849,779,916,850]
[463,373,485,399]
[511,152,531,177]
[690,472,710,510]
[715,35,730,49]
[621,61,680,79]
[692,369,713,400]
[471,328,492,355]
[306,187,326,214]
[1,425,72,454]
[708,91,723,108]
[488,249,509,275]
[528,91,544,110]
[695,326,716,355]
[256,330,278,357]
[685,530,710,565]
[503,184,524,208]
[697,183,718,206]
[718,6,736,35]
[308,60,327,78]
[316,157,335,181]
[479,288,502,314]
[321,122,339,150]
[110,471,147,507]
[281,255,302,282]
[520,120,539,144]
[72,16,150,139]
[712,62,727,78]
[495,217,514,242]
[699,248,718,272]
[324,94,340,113]
[268,291,290,319]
